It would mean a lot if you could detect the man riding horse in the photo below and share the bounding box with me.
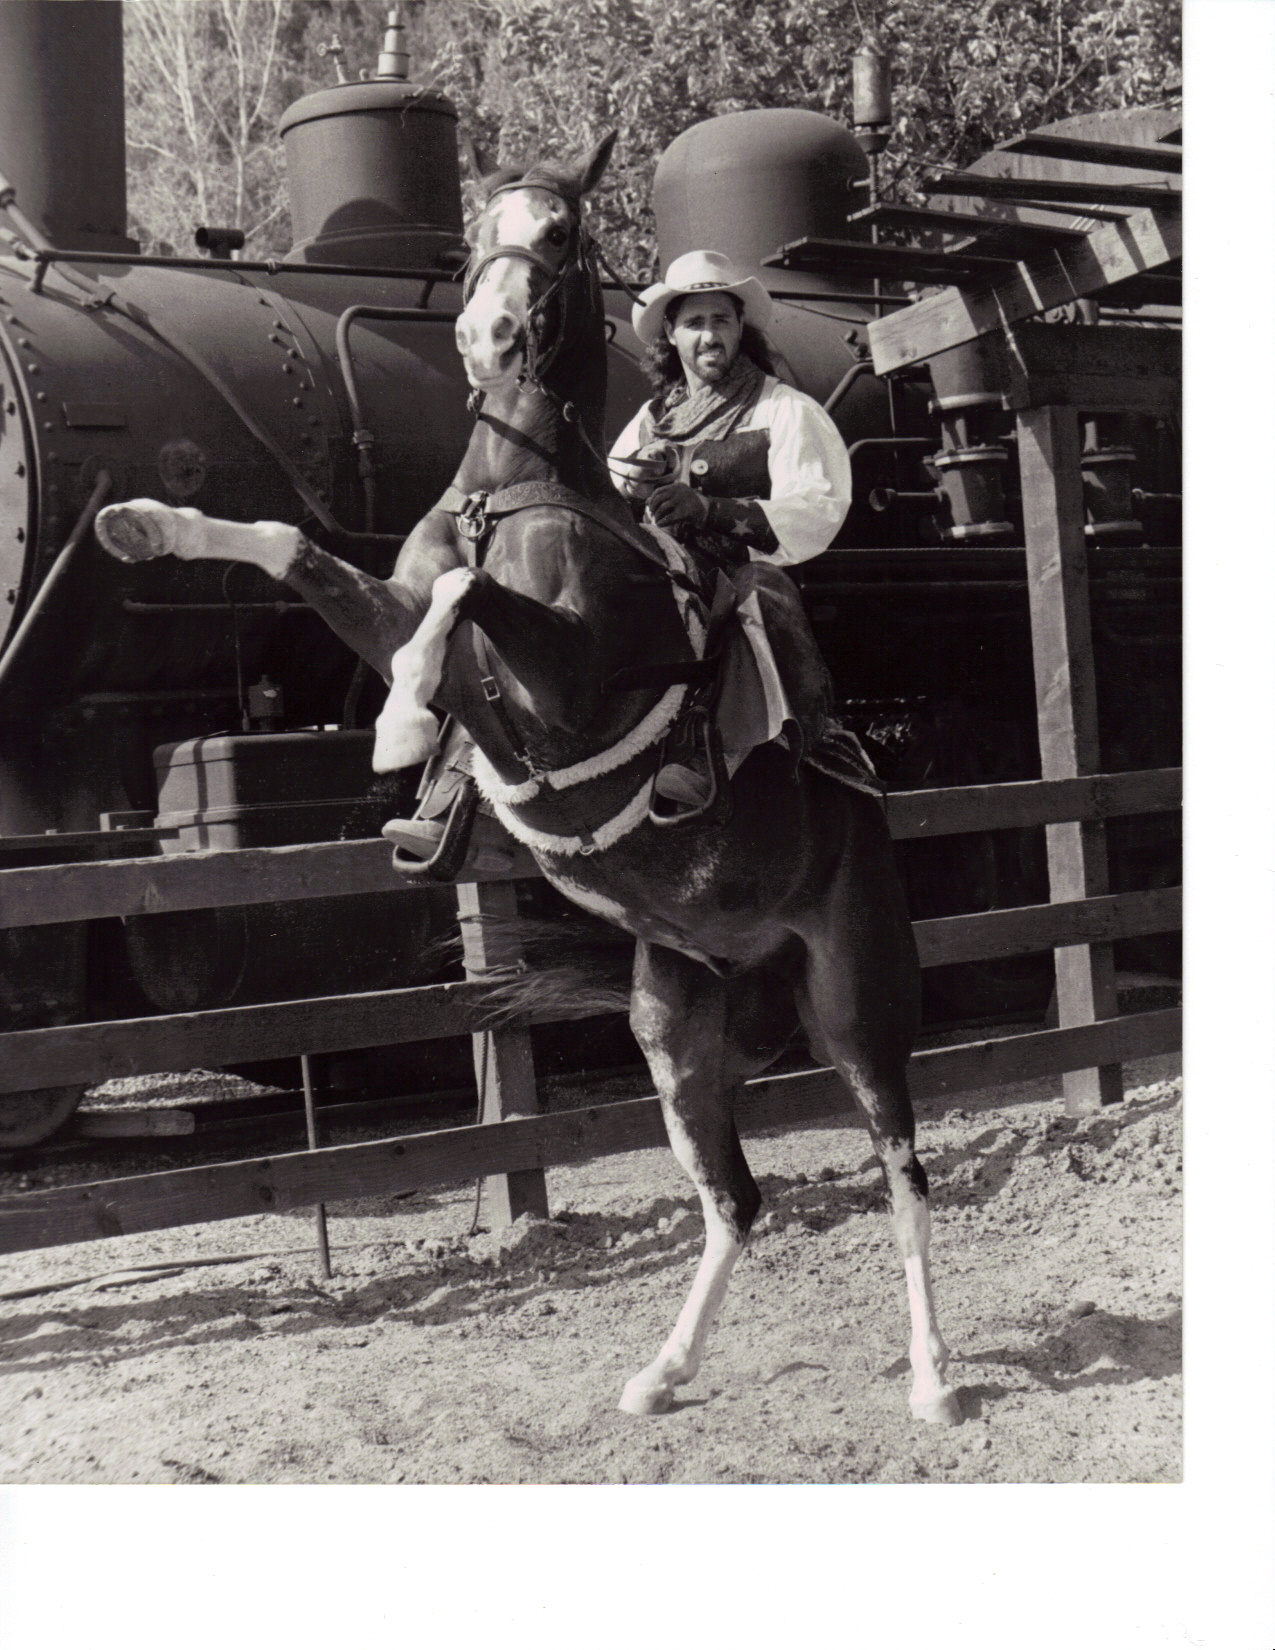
[609,249,854,814]
[391,246,871,857]
[92,134,960,1425]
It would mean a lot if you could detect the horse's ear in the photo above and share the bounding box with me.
[575,130,618,197]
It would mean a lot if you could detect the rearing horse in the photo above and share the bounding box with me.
[94,134,960,1426]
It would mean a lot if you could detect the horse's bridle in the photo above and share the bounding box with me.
[458,178,663,505]
[461,182,591,390]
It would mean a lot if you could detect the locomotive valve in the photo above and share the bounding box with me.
[869,485,943,512]
[195,226,246,259]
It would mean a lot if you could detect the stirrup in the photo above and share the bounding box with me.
[384,774,480,882]
[648,703,731,828]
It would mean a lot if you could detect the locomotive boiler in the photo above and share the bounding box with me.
[0,4,1180,1146]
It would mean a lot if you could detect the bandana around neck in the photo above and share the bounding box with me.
[648,354,766,444]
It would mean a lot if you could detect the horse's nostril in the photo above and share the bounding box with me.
[492,312,518,343]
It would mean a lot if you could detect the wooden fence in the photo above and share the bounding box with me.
[0,761,1180,1257]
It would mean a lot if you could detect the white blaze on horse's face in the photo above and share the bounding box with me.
[456,186,574,390]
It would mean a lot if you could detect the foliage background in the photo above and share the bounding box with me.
[124,0,1181,275]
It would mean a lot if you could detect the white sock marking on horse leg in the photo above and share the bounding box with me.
[878,1138,961,1425]
[620,1207,742,1416]
[373,567,476,772]
[95,500,302,580]
[619,1105,745,1416]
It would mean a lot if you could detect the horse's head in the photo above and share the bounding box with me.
[456,132,617,393]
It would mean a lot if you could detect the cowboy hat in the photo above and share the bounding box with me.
[631,250,773,347]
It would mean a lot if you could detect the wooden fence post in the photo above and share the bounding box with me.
[1017,402,1122,1116]
[455,880,550,1225]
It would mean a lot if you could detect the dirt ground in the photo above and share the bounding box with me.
[0,1053,1180,1486]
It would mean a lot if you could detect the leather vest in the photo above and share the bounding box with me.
[677,429,771,499]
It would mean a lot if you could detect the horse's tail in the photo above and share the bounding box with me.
[433,910,635,1027]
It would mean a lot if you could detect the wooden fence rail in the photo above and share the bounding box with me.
[0,885,1181,1091]
[0,1008,1180,1256]
[0,769,1180,928]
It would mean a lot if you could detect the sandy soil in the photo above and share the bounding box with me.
[0,1054,1180,1486]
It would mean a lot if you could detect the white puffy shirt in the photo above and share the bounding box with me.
[610,375,852,566]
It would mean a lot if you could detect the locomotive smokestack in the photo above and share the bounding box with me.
[375,8,410,80]
[0,1,134,252]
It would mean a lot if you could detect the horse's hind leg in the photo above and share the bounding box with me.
[620,941,794,1416]
[797,868,961,1426]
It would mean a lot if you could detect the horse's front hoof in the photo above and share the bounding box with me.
[95,502,169,562]
[619,1375,675,1416]
[910,1387,963,1427]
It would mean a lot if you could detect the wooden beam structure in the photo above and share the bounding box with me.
[0,980,566,1091]
[921,170,1181,210]
[1019,403,1123,1115]
[1002,325,1180,415]
[885,768,1180,839]
[867,204,1181,374]
[0,886,1179,1092]
[860,160,1182,1117]
[764,235,1019,287]
[993,133,1182,173]
[0,835,534,928]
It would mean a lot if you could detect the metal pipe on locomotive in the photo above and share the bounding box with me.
[0,4,1180,1146]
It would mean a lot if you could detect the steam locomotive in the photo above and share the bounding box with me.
[0,5,1180,1145]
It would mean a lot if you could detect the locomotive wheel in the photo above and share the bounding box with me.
[1,921,89,1147]
[0,1085,86,1149]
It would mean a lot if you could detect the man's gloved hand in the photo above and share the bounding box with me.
[609,441,678,501]
[646,481,709,531]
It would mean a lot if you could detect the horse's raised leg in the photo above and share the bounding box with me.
[795,846,961,1427]
[96,499,461,690]
[96,498,303,579]
[620,942,796,1416]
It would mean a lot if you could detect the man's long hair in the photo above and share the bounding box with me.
[641,293,776,411]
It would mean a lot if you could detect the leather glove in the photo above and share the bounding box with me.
[646,481,709,530]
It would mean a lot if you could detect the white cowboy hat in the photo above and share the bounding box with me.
[631,250,773,347]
